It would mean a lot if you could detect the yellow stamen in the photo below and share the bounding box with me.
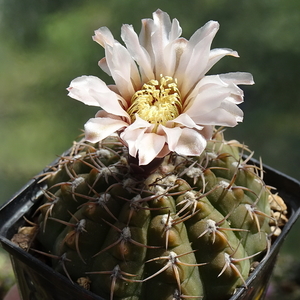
[127,75,182,131]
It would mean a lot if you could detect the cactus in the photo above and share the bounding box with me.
[10,9,288,300]
[24,130,283,300]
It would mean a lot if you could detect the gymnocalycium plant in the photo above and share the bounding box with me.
[14,9,288,300]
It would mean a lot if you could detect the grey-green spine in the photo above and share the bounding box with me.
[34,131,273,300]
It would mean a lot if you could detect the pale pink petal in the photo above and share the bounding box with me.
[151,11,183,77]
[107,84,120,94]
[151,9,175,77]
[220,72,254,85]
[127,114,153,130]
[169,113,203,130]
[188,20,219,48]
[200,126,214,140]
[184,74,227,101]
[153,9,172,35]
[67,75,129,119]
[67,75,104,106]
[104,43,139,100]
[169,18,182,42]
[121,24,154,82]
[120,115,154,157]
[139,18,155,61]
[158,126,181,151]
[183,72,250,119]
[181,25,219,95]
[173,128,207,156]
[220,100,244,123]
[120,127,148,158]
[84,117,128,143]
[94,27,142,90]
[94,110,121,119]
[156,144,171,158]
[162,38,187,76]
[92,27,115,47]
[138,12,167,77]
[184,74,245,126]
[183,75,229,114]
[139,10,181,78]
[184,86,232,118]
[175,21,219,95]
[98,57,111,76]
[225,94,244,105]
[137,133,166,165]
[192,102,244,126]
[204,48,239,74]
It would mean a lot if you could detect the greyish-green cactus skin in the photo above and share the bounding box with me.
[31,131,277,300]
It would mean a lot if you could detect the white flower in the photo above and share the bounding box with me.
[67,9,254,166]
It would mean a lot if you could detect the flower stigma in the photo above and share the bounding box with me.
[127,75,182,131]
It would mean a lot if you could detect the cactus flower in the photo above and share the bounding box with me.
[67,9,254,165]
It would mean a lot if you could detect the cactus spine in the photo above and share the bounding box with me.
[30,130,279,300]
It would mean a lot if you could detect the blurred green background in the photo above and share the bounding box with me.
[0,0,300,298]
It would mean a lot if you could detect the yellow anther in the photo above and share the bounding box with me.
[127,75,182,131]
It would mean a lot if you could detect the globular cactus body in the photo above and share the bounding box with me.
[34,132,274,300]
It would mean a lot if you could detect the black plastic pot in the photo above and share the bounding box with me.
[0,158,299,300]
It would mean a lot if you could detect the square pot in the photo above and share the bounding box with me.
[0,158,299,300]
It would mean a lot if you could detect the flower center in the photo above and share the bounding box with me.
[127,76,182,130]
